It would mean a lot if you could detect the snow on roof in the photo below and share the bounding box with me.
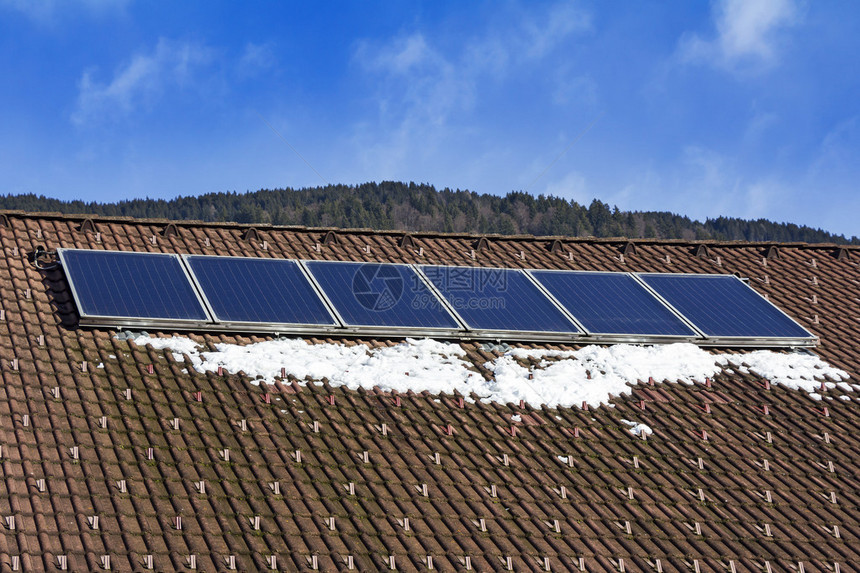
[721,350,851,397]
[132,336,851,408]
[495,344,725,408]
[621,419,653,437]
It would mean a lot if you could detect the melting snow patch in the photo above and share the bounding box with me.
[719,351,849,397]
[493,343,722,408]
[127,336,851,409]
[621,419,653,437]
[511,414,522,423]
[135,335,202,357]
[132,335,479,395]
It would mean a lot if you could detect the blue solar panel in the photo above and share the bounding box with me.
[304,261,461,329]
[638,273,814,339]
[530,270,697,336]
[59,249,209,322]
[185,256,336,326]
[420,265,581,333]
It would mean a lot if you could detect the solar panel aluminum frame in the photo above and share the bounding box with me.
[57,248,215,330]
[414,264,586,343]
[300,260,468,338]
[58,247,818,348]
[181,255,342,335]
[523,269,704,344]
[634,272,818,348]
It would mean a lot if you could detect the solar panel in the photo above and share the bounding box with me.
[58,249,210,323]
[638,273,814,340]
[184,256,337,327]
[419,265,581,334]
[59,247,815,346]
[529,270,697,337]
[304,261,461,330]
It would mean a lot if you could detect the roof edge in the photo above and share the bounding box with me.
[0,209,855,251]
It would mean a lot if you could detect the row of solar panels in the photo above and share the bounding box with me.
[58,249,816,347]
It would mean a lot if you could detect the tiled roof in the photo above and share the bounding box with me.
[1,210,858,571]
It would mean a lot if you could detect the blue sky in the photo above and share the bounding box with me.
[1,1,858,237]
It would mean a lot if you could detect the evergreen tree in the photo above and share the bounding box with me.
[0,182,855,244]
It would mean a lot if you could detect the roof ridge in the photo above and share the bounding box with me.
[0,209,854,250]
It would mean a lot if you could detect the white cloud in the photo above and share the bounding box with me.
[356,32,469,127]
[816,115,860,168]
[71,38,212,126]
[682,145,732,191]
[714,0,799,59]
[237,42,277,78]
[741,180,779,219]
[349,1,593,184]
[801,116,860,234]
[610,131,859,237]
[463,1,592,79]
[540,171,589,203]
[675,145,780,220]
[606,146,790,223]
[354,1,593,121]
[743,109,780,143]
[678,0,801,69]
[365,34,434,75]
[350,32,475,177]
[521,1,592,60]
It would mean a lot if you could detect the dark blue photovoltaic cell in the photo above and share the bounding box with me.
[60,249,209,321]
[420,265,581,333]
[304,261,460,329]
[530,271,697,336]
[638,273,814,339]
[185,256,336,326]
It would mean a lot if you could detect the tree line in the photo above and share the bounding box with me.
[1,181,855,244]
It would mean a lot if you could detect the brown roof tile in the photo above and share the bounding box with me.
[1,211,860,567]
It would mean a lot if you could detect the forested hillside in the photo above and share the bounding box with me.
[1,181,855,244]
